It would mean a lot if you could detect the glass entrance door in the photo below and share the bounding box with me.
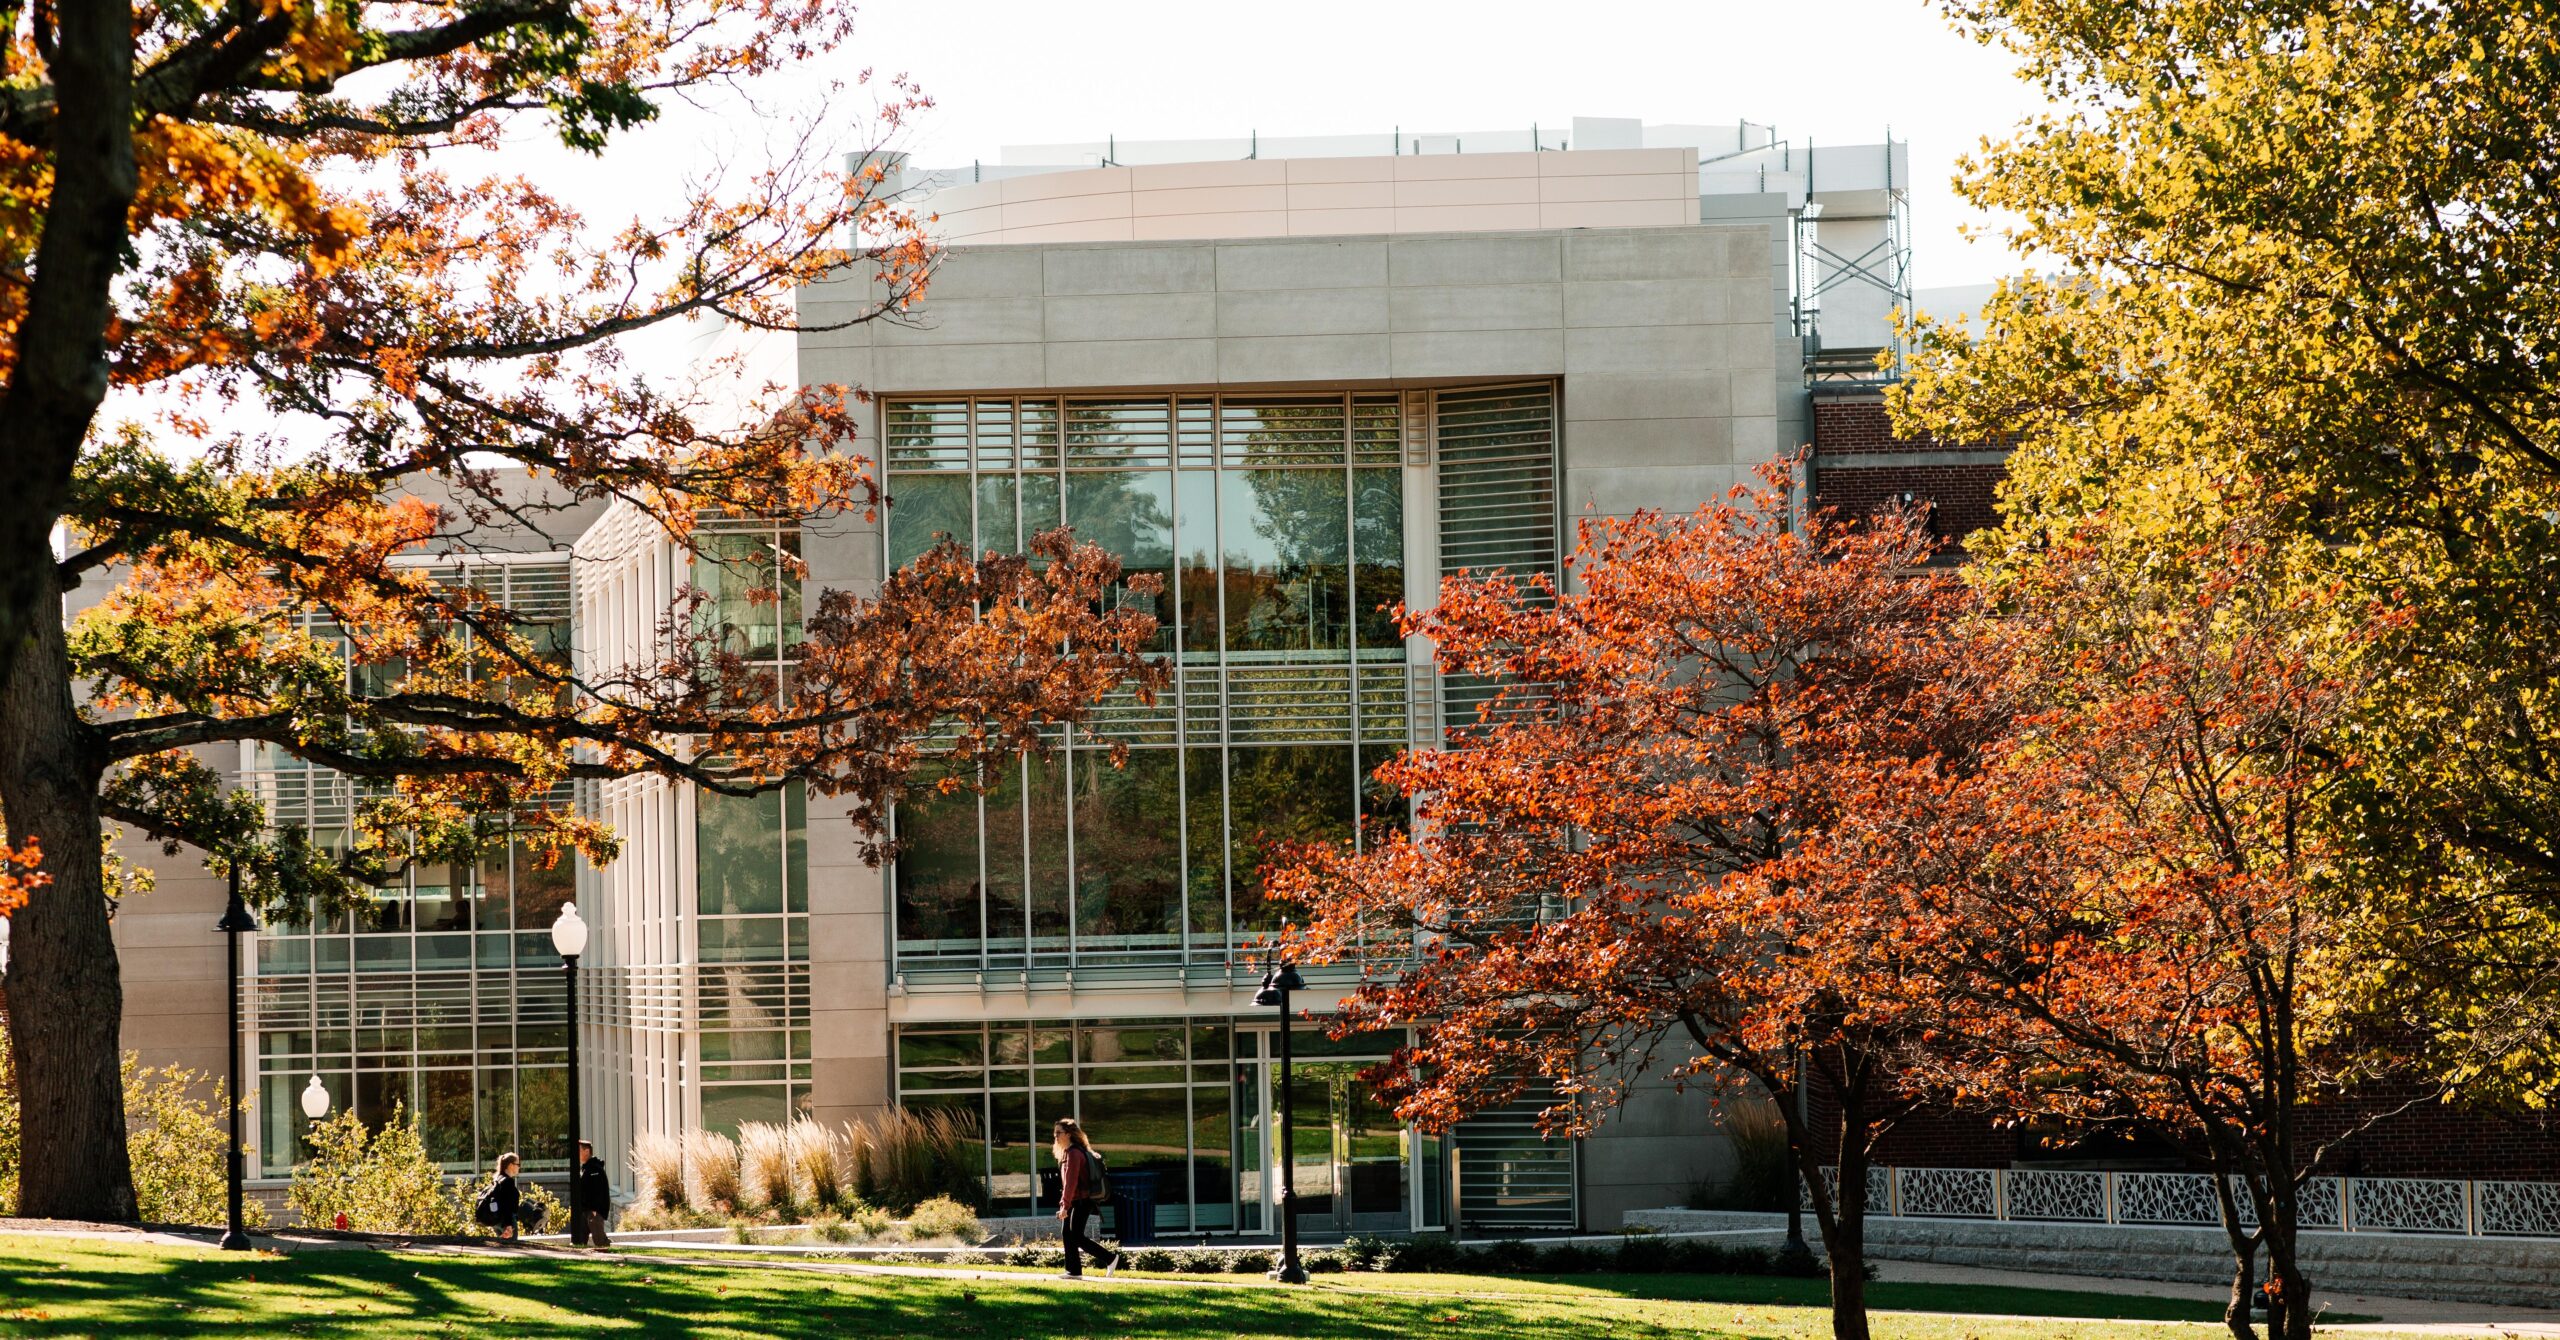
[1242,1028,1424,1236]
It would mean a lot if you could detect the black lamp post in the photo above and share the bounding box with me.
[552,903,589,1244]
[1252,961,1309,1285]
[216,868,259,1250]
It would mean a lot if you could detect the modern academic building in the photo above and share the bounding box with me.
[103,116,1966,1235]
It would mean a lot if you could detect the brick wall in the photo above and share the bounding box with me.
[1812,397,1946,453]
[1812,462,2005,549]
[1807,394,2010,555]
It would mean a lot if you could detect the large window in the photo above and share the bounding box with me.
[883,392,1459,973]
[894,1018,1430,1237]
[695,782,813,1135]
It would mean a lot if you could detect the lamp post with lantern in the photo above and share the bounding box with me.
[1252,961,1310,1285]
[216,868,259,1250]
[551,904,589,1242]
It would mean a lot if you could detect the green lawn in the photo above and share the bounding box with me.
[0,1234,2393,1339]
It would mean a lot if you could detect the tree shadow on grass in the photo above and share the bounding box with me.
[1335,1271,2228,1323]
[0,1239,1696,1339]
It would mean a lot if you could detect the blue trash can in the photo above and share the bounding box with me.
[1108,1170,1160,1246]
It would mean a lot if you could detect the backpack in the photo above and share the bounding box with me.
[1077,1147,1111,1203]
[473,1180,508,1228]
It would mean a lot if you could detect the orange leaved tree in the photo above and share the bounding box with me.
[1273,467,2005,1340]
[1867,530,2418,1340]
[0,0,1165,1222]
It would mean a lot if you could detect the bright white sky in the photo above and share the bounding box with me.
[123,0,2054,450]
[522,0,2049,292]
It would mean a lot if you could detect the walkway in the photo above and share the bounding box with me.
[1875,1258,2560,1332]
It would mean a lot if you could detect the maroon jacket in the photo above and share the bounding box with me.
[1059,1144,1100,1208]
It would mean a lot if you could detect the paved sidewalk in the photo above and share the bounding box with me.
[1875,1258,2560,1333]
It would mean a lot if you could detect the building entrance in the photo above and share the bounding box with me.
[1235,1026,1445,1237]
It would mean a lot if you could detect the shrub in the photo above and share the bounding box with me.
[944,1248,990,1267]
[847,1203,896,1239]
[1537,1243,1602,1274]
[812,1214,856,1244]
[906,1194,984,1243]
[0,1034,268,1227]
[631,1131,687,1212]
[841,1108,984,1213]
[1303,1251,1344,1274]
[738,1122,799,1216]
[1004,1244,1042,1268]
[686,1129,743,1214]
[728,1222,756,1244]
[1383,1232,1463,1273]
[792,1118,846,1211]
[1338,1234,1389,1271]
[1226,1249,1272,1274]
[123,1055,268,1229]
[1612,1235,1674,1273]
[1470,1238,1539,1272]
[1129,1247,1177,1273]
[0,1029,17,1213]
[287,1105,467,1235]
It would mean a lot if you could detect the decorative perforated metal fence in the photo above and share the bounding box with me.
[1805,1166,2560,1237]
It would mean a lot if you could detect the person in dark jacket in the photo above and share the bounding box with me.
[477,1153,523,1242]
[571,1139,613,1249]
[1052,1117,1117,1279]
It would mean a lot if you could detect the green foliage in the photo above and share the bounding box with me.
[1897,0,2560,1101]
[0,1033,263,1227]
[845,1203,896,1239]
[286,1106,467,1236]
[903,1195,983,1243]
[1225,1249,1272,1274]
[122,1056,267,1229]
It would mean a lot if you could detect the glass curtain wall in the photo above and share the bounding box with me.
[882,395,1410,974]
[690,519,814,1135]
[249,559,580,1177]
[892,1018,1426,1237]
[694,783,814,1134]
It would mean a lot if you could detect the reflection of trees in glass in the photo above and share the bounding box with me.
[694,529,802,660]
[1351,468,1404,652]
[695,785,803,915]
[1025,754,1070,943]
[1184,748,1226,940]
[886,473,972,570]
[1223,468,1350,655]
[1064,471,1174,653]
[894,784,981,949]
[1069,748,1182,943]
[1224,745,1354,929]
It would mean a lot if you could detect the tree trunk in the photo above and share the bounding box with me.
[0,0,137,692]
[2223,1244,2259,1340]
[1818,1111,1874,1340]
[2265,1224,2313,1340]
[1823,1208,1871,1340]
[0,608,136,1220]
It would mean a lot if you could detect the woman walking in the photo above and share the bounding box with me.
[1052,1118,1118,1279]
